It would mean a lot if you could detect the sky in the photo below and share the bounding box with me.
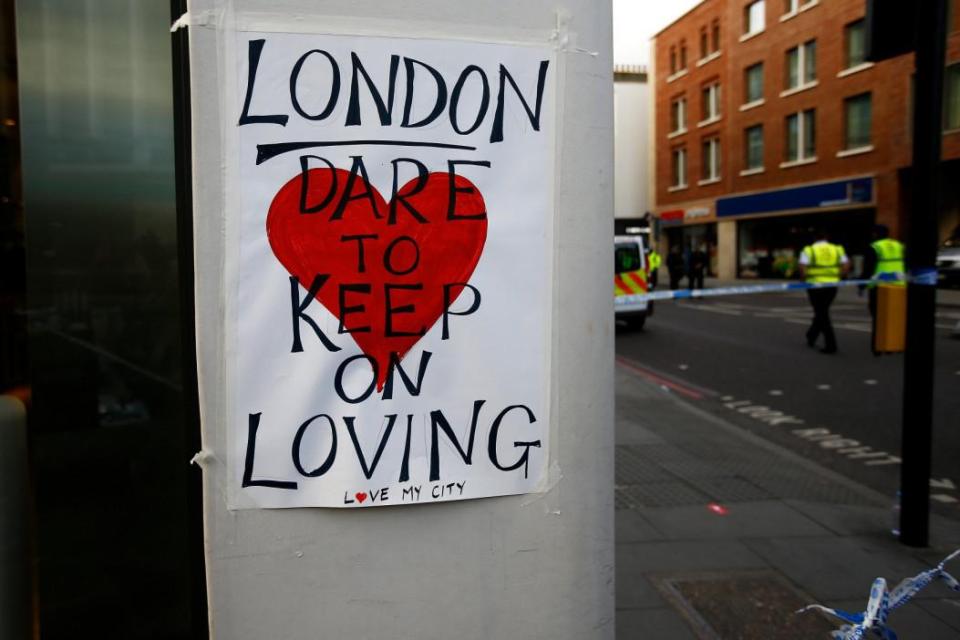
[613,0,703,66]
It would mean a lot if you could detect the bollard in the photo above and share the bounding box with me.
[0,395,29,639]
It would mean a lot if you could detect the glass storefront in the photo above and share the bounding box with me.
[4,0,206,636]
[664,222,718,276]
[736,209,875,279]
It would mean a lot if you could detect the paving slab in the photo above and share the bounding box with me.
[615,566,671,610]
[742,536,932,601]
[636,500,831,540]
[783,500,893,536]
[615,509,665,544]
[615,607,698,640]
[916,598,960,632]
[617,539,768,573]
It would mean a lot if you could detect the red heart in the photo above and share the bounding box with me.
[355,492,367,504]
[267,167,487,391]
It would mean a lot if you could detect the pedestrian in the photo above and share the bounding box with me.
[799,229,849,354]
[688,244,707,290]
[646,247,662,289]
[666,245,685,290]
[859,224,905,326]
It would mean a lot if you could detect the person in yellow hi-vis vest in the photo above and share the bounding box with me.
[798,229,850,354]
[646,247,662,289]
[859,224,906,316]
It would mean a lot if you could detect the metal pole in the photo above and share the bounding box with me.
[899,0,947,548]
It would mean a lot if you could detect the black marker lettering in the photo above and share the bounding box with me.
[290,275,341,353]
[238,39,289,126]
[290,49,340,121]
[442,283,481,339]
[292,414,338,477]
[242,413,298,489]
[428,400,485,481]
[401,57,448,128]
[490,60,549,143]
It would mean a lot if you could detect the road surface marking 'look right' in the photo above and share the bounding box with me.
[719,396,959,507]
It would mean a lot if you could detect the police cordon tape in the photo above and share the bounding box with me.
[797,548,959,640]
[616,269,938,306]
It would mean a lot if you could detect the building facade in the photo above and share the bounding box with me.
[614,64,651,229]
[652,0,960,279]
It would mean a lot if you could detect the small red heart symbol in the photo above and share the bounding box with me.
[267,166,487,390]
[354,492,367,504]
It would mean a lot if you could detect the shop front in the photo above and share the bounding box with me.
[716,177,876,279]
[658,204,718,276]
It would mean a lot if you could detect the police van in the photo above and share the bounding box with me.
[614,235,651,329]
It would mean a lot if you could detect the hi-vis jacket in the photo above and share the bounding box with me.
[870,238,905,287]
[802,242,846,284]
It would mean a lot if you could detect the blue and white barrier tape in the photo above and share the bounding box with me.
[797,548,960,640]
[617,274,909,306]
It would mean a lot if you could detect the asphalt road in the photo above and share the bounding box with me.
[615,285,960,519]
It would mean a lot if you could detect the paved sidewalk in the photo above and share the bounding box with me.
[614,366,960,639]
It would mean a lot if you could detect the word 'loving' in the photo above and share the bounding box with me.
[242,401,542,491]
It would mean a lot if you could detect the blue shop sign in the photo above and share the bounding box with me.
[716,178,873,218]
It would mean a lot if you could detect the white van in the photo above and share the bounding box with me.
[614,235,651,329]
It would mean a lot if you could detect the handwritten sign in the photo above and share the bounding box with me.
[226,31,555,508]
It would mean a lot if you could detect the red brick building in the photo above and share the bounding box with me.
[651,0,960,279]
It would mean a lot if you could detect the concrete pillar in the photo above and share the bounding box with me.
[187,1,614,638]
[717,219,737,280]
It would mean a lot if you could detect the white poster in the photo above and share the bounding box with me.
[225,30,555,508]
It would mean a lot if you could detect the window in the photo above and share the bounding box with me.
[700,27,709,59]
[671,147,688,187]
[945,64,960,130]
[670,96,687,133]
[670,46,677,75]
[785,109,816,162]
[712,19,721,52]
[845,20,866,69]
[744,63,764,104]
[615,243,642,274]
[844,93,872,149]
[744,125,764,169]
[784,0,816,14]
[702,82,721,122]
[701,137,721,181]
[744,0,766,35]
[785,40,817,90]
[680,39,688,69]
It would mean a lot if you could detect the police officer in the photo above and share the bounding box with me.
[860,224,905,316]
[647,247,662,289]
[798,229,849,354]
[859,224,905,354]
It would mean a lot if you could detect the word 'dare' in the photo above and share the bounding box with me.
[242,400,542,491]
[238,39,550,143]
